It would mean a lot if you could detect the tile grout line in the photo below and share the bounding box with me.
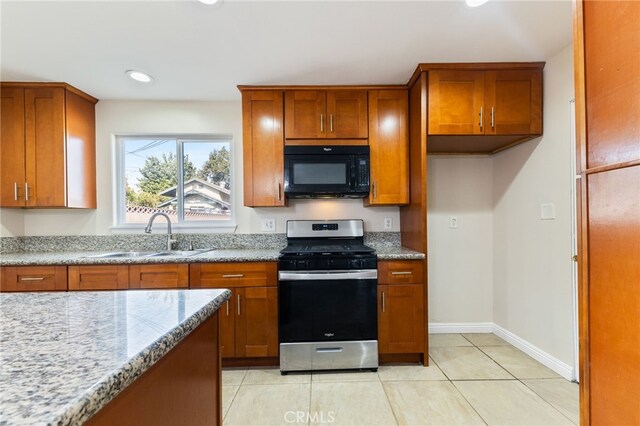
[473,345,519,380]
[449,381,490,426]
[379,378,401,426]
[519,379,578,425]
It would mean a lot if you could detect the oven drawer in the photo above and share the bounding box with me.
[190,262,277,288]
[280,341,378,372]
[378,260,424,285]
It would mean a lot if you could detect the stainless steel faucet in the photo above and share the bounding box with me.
[144,212,177,251]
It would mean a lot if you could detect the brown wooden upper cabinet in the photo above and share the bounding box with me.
[284,90,368,140]
[241,90,285,207]
[0,82,98,208]
[428,68,542,136]
[366,90,409,206]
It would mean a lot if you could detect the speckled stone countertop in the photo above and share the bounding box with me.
[0,247,424,266]
[0,289,231,425]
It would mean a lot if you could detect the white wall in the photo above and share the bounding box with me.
[493,44,575,365]
[427,156,494,324]
[4,100,399,236]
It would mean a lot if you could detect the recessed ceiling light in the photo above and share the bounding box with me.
[125,70,153,83]
[466,0,489,7]
[198,0,222,5]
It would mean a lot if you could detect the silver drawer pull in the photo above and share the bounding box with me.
[391,271,412,275]
[20,277,45,282]
[316,347,343,353]
[222,274,244,278]
[237,294,241,316]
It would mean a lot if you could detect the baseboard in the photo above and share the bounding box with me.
[428,322,494,334]
[492,324,574,380]
[428,322,574,380]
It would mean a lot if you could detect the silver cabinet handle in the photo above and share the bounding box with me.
[14,182,19,201]
[391,271,412,275]
[24,182,29,201]
[278,182,282,202]
[382,291,386,313]
[491,107,495,129]
[330,114,334,132]
[223,274,244,278]
[479,107,484,131]
[320,114,324,132]
[372,182,377,198]
[226,300,230,316]
[20,277,45,282]
[237,294,241,316]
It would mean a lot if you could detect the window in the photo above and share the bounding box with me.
[115,135,234,228]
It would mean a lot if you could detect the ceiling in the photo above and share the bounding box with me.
[0,0,572,101]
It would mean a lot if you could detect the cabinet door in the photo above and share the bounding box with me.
[24,87,66,207]
[0,87,26,207]
[0,266,67,292]
[219,288,236,358]
[242,90,285,207]
[68,265,129,291]
[129,264,189,289]
[366,90,409,205]
[326,90,368,139]
[235,286,278,357]
[378,285,424,354]
[284,90,326,139]
[428,70,485,135]
[484,70,542,135]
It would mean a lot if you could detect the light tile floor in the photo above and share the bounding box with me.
[222,333,579,426]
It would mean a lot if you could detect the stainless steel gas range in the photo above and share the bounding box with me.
[278,219,378,374]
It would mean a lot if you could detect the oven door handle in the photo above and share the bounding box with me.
[278,270,377,281]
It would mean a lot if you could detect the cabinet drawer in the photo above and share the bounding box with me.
[190,262,277,288]
[129,264,189,289]
[378,260,424,285]
[0,266,67,292]
[68,265,129,291]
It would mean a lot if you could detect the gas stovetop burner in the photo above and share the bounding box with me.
[280,219,376,257]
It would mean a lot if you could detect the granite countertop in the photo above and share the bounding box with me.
[0,289,231,425]
[0,247,424,266]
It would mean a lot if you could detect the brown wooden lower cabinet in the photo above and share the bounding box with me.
[377,259,426,358]
[68,265,129,291]
[129,264,189,289]
[190,262,279,359]
[0,266,67,292]
[87,311,221,426]
[378,284,425,354]
[235,286,278,357]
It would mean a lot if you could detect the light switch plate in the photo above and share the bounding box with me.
[261,218,276,232]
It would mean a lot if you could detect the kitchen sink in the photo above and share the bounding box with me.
[84,249,215,259]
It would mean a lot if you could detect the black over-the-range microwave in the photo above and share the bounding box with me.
[283,145,370,198]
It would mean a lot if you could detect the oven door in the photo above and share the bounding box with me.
[278,269,378,343]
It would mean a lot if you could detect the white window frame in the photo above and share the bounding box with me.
[111,134,236,233]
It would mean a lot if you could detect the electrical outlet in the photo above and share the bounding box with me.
[261,218,276,232]
[449,216,458,229]
[384,217,393,230]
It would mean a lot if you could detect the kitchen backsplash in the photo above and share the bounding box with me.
[0,232,401,254]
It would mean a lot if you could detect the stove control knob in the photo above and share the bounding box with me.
[295,260,308,270]
[350,259,362,269]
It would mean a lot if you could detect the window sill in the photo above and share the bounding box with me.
[109,223,238,234]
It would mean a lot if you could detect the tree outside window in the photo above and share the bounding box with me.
[117,137,233,226]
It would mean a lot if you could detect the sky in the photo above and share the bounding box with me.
[123,138,230,191]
